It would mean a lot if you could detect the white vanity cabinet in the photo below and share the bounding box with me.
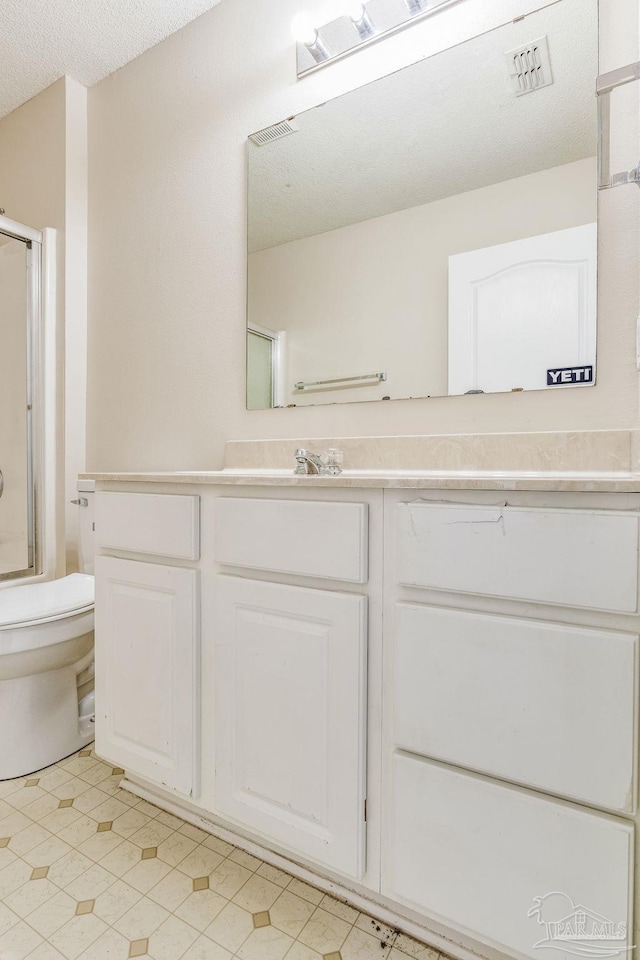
[94,492,201,797]
[91,477,640,960]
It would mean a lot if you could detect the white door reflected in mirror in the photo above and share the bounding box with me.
[448,223,597,396]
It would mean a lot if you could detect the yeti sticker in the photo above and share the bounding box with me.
[547,366,594,386]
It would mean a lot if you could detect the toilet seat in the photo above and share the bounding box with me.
[0,573,94,630]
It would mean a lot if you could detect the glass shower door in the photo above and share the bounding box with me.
[0,234,32,578]
[247,329,274,409]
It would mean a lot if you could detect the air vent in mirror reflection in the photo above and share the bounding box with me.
[505,36,553,95]
[249,118,299,146]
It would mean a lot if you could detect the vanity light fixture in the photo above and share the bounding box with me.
[291,12,330,63]
[293,0,462,78]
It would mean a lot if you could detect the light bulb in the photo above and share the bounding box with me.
[291,12,330,62]
[342,0,374,38]
[291,12,318,46]
[403,0,426,12]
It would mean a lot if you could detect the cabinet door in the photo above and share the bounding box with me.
[214,575,367,878]
[95,556,199,796]
[393,604,638,811]
[384,755,634,960]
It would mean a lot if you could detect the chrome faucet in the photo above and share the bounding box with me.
[294,449,324,475]
[294,448,343,476]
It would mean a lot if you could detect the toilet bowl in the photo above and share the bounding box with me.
[0,480,97,779]
[0,573,95,779]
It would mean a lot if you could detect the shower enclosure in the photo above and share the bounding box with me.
[0,215,46,581]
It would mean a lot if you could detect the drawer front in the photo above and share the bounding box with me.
[96,492,200,560]
[384,755,634,960]
[213,498,368,582]
[394,603,638,811]
[397,502,639,612]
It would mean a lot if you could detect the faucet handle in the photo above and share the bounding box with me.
[324,448,343,466]
[322,448,343,475]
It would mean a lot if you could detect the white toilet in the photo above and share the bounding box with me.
[0,481,96,779]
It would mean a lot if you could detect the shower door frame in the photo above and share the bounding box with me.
[0,214,57,584]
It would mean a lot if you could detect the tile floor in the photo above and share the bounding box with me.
[0,747,449,960]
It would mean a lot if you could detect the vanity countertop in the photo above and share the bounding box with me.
[82,430,640,492]
[80,469,640,493]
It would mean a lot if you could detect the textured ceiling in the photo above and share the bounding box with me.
[0,0,222,119]
[248,0,597,252]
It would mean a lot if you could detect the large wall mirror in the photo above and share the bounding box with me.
[247,0,598,409]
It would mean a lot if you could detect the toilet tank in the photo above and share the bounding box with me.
[76,480,95,576]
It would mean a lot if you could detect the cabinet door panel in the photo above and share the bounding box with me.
[95,556,199,796]
[214,575,367,878]
[384,755,634,960]
[394,604,638,811]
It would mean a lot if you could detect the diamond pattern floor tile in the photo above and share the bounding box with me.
[0,747,450,960]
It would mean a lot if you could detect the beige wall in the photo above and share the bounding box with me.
[249,158,596,407]
[0,79,67,233]
[0,77,88,573]
[87,0,640,471]
[63,79,88,571]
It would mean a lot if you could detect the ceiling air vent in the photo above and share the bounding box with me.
[249,118,298,147]
[505,36,553,96]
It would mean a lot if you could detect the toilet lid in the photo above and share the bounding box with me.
[0,574,95,629]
